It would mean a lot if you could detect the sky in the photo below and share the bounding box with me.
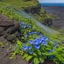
[38,0,64,3]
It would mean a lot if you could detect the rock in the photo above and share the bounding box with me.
[0,20,14,27]
[13,20,19,29]
[5,20,20,34]
[7,35,15,41]
[43,18,53,27]
[24,4,41,14]
[0,27,4,35]
[0,13,20,42]
[3,33,9,38]
[14,31,19,37]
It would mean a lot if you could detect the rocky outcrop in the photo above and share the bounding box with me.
[43,18,53,27]
[0,13,20,42]
[24,4,41,14]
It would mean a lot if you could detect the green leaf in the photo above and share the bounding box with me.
[22,54,28,59]
[38,50,41,55]
[33,53,37,56]
[26,55,32,61]
[39,58,44,63]
[33,58,39,64]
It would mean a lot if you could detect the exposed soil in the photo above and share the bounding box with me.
[0,42,29,64]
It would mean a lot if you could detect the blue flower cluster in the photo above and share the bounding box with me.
[20,22,31,29]
[20,22,41,39]
[28,32,37,35]
[23,45,32,54]
[23,35,49,54]
[20,21,59,59]
[20,22,26,28]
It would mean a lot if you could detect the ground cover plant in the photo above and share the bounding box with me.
[11,22,64,64]
[2,0,39,10]
[0,2,64,64]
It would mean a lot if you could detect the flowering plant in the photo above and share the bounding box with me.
[22,35,64,64]
[11,22,64,64]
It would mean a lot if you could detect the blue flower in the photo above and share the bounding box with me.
[29,50,33,54]
[21,24,26,28]
[44,37,49,41]
[28,32,37,35]
[54,42,58,47]
[37,32,41,35]
[48,49,54,53]
[29,40,33,44]
[52,49,54,52]
[33,32,37,34]
[27,24,31,28]
[28,46,31,50]
[49,55,54,59]
[39,39,42,43]
[33,38,40,45]
[42,41,47,46]
[23,46,28,51]
[20,22,24,25]
[48,50,51,53]
[28,32,33,34]
[24,34,28,38]
[34,44,40,49]
[40,35,44,42]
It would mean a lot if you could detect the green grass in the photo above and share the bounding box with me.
[1,0,53,22]
[1,0,39,10]
[1,0,53,23]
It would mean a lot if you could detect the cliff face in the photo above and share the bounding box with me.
[24,3,41,14]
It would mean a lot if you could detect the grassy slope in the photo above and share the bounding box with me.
[2,0,39,10]
[1,0,52,22]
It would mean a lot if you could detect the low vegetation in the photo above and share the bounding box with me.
[0,1,64,64]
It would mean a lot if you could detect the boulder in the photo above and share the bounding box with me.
[0,13,20,42]
[0,27,4,34]
[7,35,15,41]
[0,20,14,27]
[24,4,41,14]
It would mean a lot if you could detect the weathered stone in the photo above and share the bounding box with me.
[0,13,20,42]
[43,18,53,27]
[7,35,15,41]
[0,27,4,34]
[3,33,9,38]
[24,4,41,14]
[0,20,14,27]
[14,31,19,37]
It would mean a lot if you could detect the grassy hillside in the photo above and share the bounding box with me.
[1,0,39,10]
[1,0,52,22]
[0,1,64,64]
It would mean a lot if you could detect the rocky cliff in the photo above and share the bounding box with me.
[0,13,20,42]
